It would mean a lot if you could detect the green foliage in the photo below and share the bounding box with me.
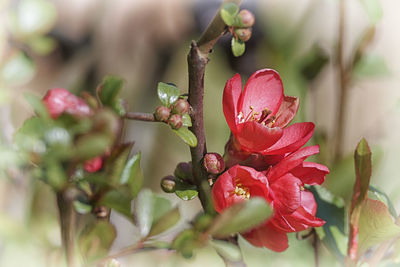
[181,114,192,127]
[0,52,35,86]
[210,239,242,262]
[369,185,397,217]
[157,82,180,107]
[172,127,198,148]
[231,38,245,57]
[172,229,198,259]
[97,76,126,116]
[174,178,198,201]
[148,207,180,237]
[121,152,143,198]
[220,3,239,26]
[73,200,92,214]
[353,54,390,78]
[99,190,132,219]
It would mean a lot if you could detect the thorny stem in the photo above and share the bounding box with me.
[124,112,155,122]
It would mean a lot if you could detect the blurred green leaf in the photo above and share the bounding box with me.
[28,36,56,55]
[220,3,239,26]
[353,54,390,78]
[358,198,400,255]
[74,133,112,161]
[45,160,67,190]
[172,128,197,147]
[104,143,133,186]
[152,195,172,222]
[97,76,125,115]
[73,200,92,214]
[99,190,132,219]
[231,38,245,57]
[299,46,329,81]
[182,114,192,127]
[157,82,180,107]
[148,207,180,237]
[120,152,143,198]
[210,239,242,262]
[0,52,35,86]
[360,0,383,25]
[208,197,272,238]
[369,185,397,218]
[172,229,198,259]
[79,221,116,261]
[24,93,50,119]
[134,189,154,237]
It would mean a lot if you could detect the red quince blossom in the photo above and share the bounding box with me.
[43,88,92,119]
[223,69,314,157]
[84,156,103,173]
[212,145,329,252]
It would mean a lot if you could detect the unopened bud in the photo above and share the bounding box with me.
[203,153,225,174]
[235,28,252,42]
[168,114,183,129]
[238,9,255,27]
[154,106,171,122]
[172,99,190,114]
[84,156,103,172]
[161,176,176,193]
[174,162,193,182]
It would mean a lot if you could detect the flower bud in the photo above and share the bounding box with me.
[154,106,171,122]
[238,9,255,27]
[161,175,176,193]
[43,88,92,118]
[172,99,190,114]
[168,114,183,129]
[235,28,252,42]
[174,162,193,182]
[84,156,103,172]
[203,153,225,174]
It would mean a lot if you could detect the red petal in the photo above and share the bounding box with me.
[270,174,302,214]
[286,206,325,229]
[223,74,242,134]
[239,69,284,119]
[236,121,283,152]
[290,162,329,185]
[212,167,236,213]
[267,145,320,183]
[242,223,289,252]
[262,122,315,155]
[84,156,103,173]
[43,88,71,118]
[301,190,318,215]
[274,96,299,128]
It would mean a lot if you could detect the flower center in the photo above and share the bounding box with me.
[237,106,276,127]
[231,178,250,199]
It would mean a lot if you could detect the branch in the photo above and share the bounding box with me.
[124,112,155,122]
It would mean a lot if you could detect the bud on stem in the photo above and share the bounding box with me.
[154,106,171,122]
[172,99,190,114]
[238,9,255,27]
[203,153,225,175]
[161,176,176,193]
[168,114,183,129]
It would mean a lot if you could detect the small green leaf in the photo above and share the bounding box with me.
[45,160,67,190]
[181,113,192,127]
[28,36,56,55]
[369,185,397,218]
[98,76,124,106]
[0,52,35,86]
[172,128,197,147]
[79,221,116,261]
[99,190,132,219]
[104,143,133,186]
[74,133,112,161]
[73,200,92,214]
[220,3,239,26]
[360,0,383,25]
[148,207,180,237]
[157,82,180,106]
[210,239,242,262]
[134,189,154,237]
[353,54,390,78]
[175,189,198,201]
[172,229,198,259]
[24,92,50,119]
[152,195,172,222]
[120,152,143,198]
[208,197,272,238]
[231,38,245,57]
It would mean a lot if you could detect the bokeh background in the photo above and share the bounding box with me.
[1,0,400,266]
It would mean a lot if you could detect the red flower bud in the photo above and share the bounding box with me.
[172,99,190,114]
[154,106,171,122]
[161,175,176,193]
[168,114,183,129]
[84,156,103,172]
[238,9,255,27]
[235,28,252,42]
[203,153,225,174]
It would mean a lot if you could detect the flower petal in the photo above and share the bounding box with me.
[290,162,329,185]
[262,122,315,155]
[270,174,302,214]
[267,145,320,183]
[274,96,299,128]
[239,69,284,118]
[223,73,242,133]
[242,223,289,252]
[236,121,283,152]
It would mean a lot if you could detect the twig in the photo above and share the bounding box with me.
[312,229,320,267]
[124,112,155,122]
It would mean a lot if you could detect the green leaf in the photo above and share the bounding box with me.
[134,189,154,237]
[0,52,35,86]
[220,3,239,26]
[28,36,56,55]
[74,133,113,161]
[73,200,92,214]
[24,92,50,119]
[358,198,400,255]
[210,239,242,262]
[99,190,132,219]
[45,160,67,190]
[360,0,383,25]
[157,82,180,106]
[353,54,390,78]
[175,189,198,201]
[148,207,180,237]
[120,152,143,198]
[181,113,192,127]
[369,185,397,218]
[98,76,124,106]
[208,197,272,238]
[104,143,133,186]
[231,38,245,57]
[172,229,198,259]
[172,128,197,147]
[79,221,116,261]
[152,195,172,222]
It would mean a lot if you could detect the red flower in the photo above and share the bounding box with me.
[84,156,103,173]
[43,88,92,119]
[212,146,329,252]
[223,69,314,156]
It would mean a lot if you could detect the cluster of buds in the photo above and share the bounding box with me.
[160,162,193,193]
[229,9,255,42]
[154,98,190,130]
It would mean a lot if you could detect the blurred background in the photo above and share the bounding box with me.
[1,0,399,266]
